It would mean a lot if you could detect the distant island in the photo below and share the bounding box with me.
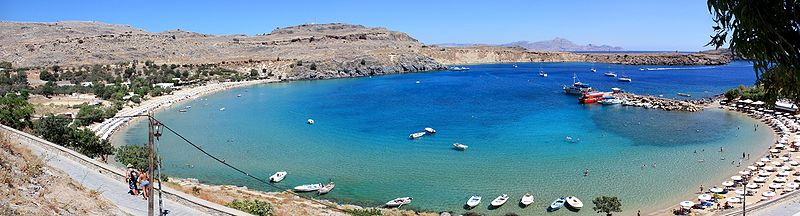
[437,37,624,52]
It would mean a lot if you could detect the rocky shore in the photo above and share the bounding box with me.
[614,92,712,112]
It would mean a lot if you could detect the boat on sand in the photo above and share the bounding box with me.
[385,197,413,207]
[269,171,287,182]
[549,197,566,211]
[566,196,583,209]
[520,193,534,206]
[491,194,509,207]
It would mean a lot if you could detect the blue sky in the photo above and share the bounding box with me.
[1,0,719,51]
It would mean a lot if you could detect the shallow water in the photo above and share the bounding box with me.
[115,61,774,215]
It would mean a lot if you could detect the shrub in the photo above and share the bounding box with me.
[344,208,382,216]
[225,199,273,216]
[115,145,150,171]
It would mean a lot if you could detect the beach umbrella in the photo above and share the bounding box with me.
[697,194,712,201]
[792,161,800,166]
[783,166,794,171]
[754,177,768,183]
[764,166,776,171]
[739,170,751,175]
[789,182,800,188]
[727,197,742,203]
[731,175,743,181]
[770,149,781,153]
[777,144,787,149]
[758,170,771,177]
[763,191,776,197]
[747,183,760,189]
[735,189,749,195]
[722,181,735,187]
[779,171,792,176]
[761,158,772,162]
[775,177,788,183]
[757,162,766,167]
[680,201,695,209]
[769,183,783,189]
[781,156,791,161]
[772,161,784,166]
[710,187,725,193]
[748,165,759,171]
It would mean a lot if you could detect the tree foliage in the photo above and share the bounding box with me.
[225,199,274,216]
[707,0,800,104]
[75,105,118,126]
[115,145,150,171]
[724,85,767,101]
[33,115,115,159]
[592,196,622,216]
[0,95,34,129]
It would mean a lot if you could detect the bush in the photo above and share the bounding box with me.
[344,208,382,216]
[0,95,34,130]
[115,145,150,171]
[225,199,273,216]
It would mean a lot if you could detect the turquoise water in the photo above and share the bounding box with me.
[115,61,774,215]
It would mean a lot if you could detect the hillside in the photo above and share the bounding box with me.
[421,46,730,65]
[501,37,624,52]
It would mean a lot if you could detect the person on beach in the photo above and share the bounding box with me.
[747,153,750,159]
[720,147,724,152]
[742,152,746,158]
[584,168,589,176]
[125,164,139,196]
[700,185,704,193]
[138,170,151,200]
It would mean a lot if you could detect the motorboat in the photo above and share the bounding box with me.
[513,64,518,68]
[677,93,692,97]
[563,73,593,95]
[385,197,413,207]
[453,143,468,151]
[424,127,436,134]
[549,197,566,211]
[178,109,188,112]
[219,107,226,111]
[591,68,597,73]
[599,98,623,105]
[269,171,287,182]
[415,80,421,84]
[490,194,509,207]
[604,72,617,77]
[450,66,470,71]
[466,195,481,208]
[185,105,192,109]
[409,132,426,139]
[307,119,315,124]
[539,70,548,77]
[318,182,335,195]
[237,94,242,97]
[520,193,534,206]
[617,76,632,82]
[565,196,583,209]
[293,183,323,192]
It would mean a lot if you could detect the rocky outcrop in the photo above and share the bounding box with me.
[615,93,706,112]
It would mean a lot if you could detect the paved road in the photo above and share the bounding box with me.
[28,144,208,216]
[748,195,800,216]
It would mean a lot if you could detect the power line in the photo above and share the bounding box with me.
[156,119,348,213]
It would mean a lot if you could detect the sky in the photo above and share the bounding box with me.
[0,0,720,51]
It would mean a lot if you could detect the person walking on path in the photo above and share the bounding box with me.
[138,170,151,200]
[125,164,139,196]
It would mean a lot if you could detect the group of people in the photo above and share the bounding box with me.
[125,163,151,200]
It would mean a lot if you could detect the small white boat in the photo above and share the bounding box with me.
[453,143,468,151]
[424,127,436,133]
[604,72,617,77]
[549,197,566,211]
[237,94,242,97]
[178,109,188,112]
[415,80,421,84]
[269,171,287,182]
[466,195,481,208]
[677,93,692,97]
[591,68,597,73]
[520,193,534,206]
[409,132,426,139]
[617,76,632,82]
[318,182,335,195]
[219,107,226,111]
[385,197,413,207]
[513,64,518,68]
[599,98,623,105]
[307,119,315,124]
[539,71,548,77]
[565,196,583,209]
[185,105,192,109]
[490,194,509,207]
[293,183,323,192]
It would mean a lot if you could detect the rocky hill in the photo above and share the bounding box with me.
[421,46,730,65]
[501,37,624,52]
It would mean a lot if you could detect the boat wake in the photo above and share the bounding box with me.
[640,66,718,71]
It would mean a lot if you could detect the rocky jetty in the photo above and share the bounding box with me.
[615,92,706,112]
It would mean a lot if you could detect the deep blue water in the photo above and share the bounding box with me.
[115,61,772,215]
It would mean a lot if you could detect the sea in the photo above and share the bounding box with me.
[113,61,774,215]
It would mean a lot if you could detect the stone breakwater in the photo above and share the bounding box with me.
[614,92,709,112]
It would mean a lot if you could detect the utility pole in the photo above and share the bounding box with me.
[148,112,155,216]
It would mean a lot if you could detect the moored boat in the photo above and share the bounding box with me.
[466,195,481,208]
[677,93,692,97]
[424,127,436,133]
[453,143,468,151]
[178,109,188,112]
[565,196,583,209]
[318,182,335,195]
[617,76,632,82]
[549,197,566,211]
[269,171,287,182]
[307,119,315,124]
[293,183,323,192]
[579,92,606,104]
[385,197,413,207]
[539,70,548,77]
[563,73,593,95]
[409,132,426,139]
[219,107,226,111]
[520,193,534,206]
[604,72,617,77]
[490,194,509,207]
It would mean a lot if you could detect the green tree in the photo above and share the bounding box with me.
[225,199,273,216]
[40,71,56,81]
[115,145,150,171]
[70,128,114,159]
[0,95,34,129]
[33,115,73,146]
[592,196,622,216]
[708,0,800,104]
[75,105,107,126]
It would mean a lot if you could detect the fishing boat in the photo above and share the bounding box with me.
[563,73,593,95]
[565,196,583,209]
[520,193,534,206]
[453,143,468,151]
[490,194,509,207]
[617,75,632,82]
[424,127,436,134]
[269,171,287,182]
[318,182,335,195]
[293,183,323,192]
[677,93,692,97]
[604,72,617,77]
[409,132,426,139]
[466,195,481,208]
[385,197,413,207]
[549,197,566,211]
[307,119,315,124]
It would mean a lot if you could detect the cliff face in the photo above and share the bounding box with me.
[0,21,446,80]
[422,46,731,66]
